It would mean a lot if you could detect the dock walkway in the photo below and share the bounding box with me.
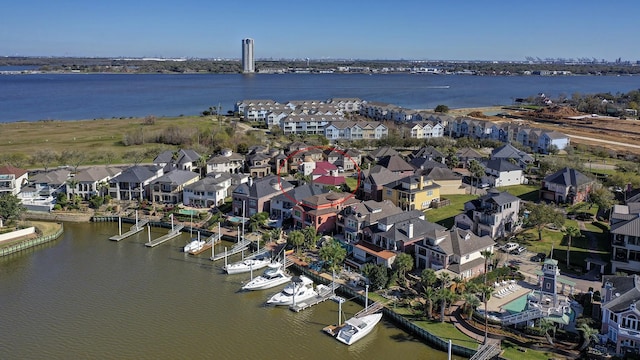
[189,233,222,255]
[289,284,339,312]
[109,219,149,241]
[145,225,184,247]
[210,238,252,261]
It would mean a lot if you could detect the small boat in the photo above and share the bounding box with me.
[224,255,271,275]
[266,275,318,306]
[184,238,205,253]
[241,262,291,291]
[336,313,383,345]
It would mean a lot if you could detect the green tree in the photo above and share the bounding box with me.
[318,238,347,274]
[578,323,599,351]
[463,293,481,319]
[538,318,556,345]
[480,249,494,285]
[393,252,414,282]
[422,286,437,320]
[302,226,318,249]
[362,264,388,290]
[588,186,615,212]
[526,202,565,241]
[421,268,437,288]
[468,159,486,193]
[287,230,305,253]
[248,212,268,232]
[66,178,79,205]
[481,285,492,344]
[434,104,450,113]
[438,288,454,322]
[562,226,581,267]
[33,148,58,171]
[0,193,26,225]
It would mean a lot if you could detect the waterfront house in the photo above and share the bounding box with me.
[291,192,357,234]
[234,99,279,118]
[609,202,640,274]
[109,165,163,201]
[19,168,70,211]
[183,172,235,208]
[454,189,521,238]
[232,175,294,217]
[270,183,327,223]
[327,97,364,113]
[414,227,496,279]
[601,275,640,355]
[382,175,441,211]
[540,167,594,204]
[362,210,440,254]
[336,199,402,243]
[151,170,200,204]
[72,166,123,200]
[0,165,29,196]
[207,148,245,175]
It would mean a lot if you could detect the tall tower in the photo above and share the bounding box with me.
[540,258,559,307]
[242,38,255,73]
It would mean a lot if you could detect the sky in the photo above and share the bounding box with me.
[2,0,639,62]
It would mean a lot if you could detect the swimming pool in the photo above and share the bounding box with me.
[227,216,248,223]
[177,209,200,216]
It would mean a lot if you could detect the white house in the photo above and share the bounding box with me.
[483,159,525,187]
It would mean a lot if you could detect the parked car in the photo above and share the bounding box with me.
[531,253,547,262]
[502,242,519,253]
[511,246,526,255]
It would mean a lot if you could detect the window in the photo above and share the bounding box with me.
[386,189,392,196]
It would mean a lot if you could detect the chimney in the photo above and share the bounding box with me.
[419,175,424,190]
[408,223,414,238]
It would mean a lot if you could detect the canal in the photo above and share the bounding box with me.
[0,222,460,359]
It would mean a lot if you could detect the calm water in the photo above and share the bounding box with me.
[0,73,638,122]
[0,222,457,360]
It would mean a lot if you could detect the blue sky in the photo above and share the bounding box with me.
[2,0,639,61]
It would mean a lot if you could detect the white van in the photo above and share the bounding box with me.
[502,242,519,253]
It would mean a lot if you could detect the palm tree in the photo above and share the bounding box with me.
[481,285,492,344]
[422,286,437,320]
[438,288,454,322]
[538,319,555,345]
[563,226,581,267]
[452,277,465,295]
[463,293,481,319]
[302,226,318,249]
[195,156,207,178]
[66,178,79,204]
[480,249,494,285]
[421,268,437,289]
[318,238,346,275]
[578,323,599,351]
[287,230,305,253]
[393,253,414,283]
[468,159,485,194]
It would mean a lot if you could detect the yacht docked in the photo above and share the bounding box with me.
[224,255,272,275]
[183,239,205,253]
[241,263,291,291]
[266,275,318,306]
[336,313,383,345]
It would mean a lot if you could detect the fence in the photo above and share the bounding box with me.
[0,224,64,257]
[290,263,477,358]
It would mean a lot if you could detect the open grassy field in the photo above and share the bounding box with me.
[0,115,223,166]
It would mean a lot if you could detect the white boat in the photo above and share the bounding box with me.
[184,239,205,253]
[224,255,271,275]
[241,263,291,291]
[266,275,318,306]
[336,313,383,345]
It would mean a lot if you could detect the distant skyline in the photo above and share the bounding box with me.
[2,0,639,62]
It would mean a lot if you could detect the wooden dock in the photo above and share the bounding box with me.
[210,238,252,261]
[145,225,184,247]
[109,220,149,241]
[354,301,385,318]
[189,234,222,255]
[289,284,339,312]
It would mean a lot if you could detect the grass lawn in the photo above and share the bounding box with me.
[389,307,478,348]
[498,184,540,202]
[344,177,358,192]
[501,340,565,360]
[0,115,226,166]
[425,194,478,228]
